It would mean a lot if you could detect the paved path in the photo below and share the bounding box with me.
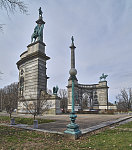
[0,112,131,133]
[38,114,131,132]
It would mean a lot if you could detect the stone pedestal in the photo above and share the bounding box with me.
[34,120,38,129]
[64,113,81,139]
[44,95,62,115]
[97,81,108,106]
[10,118,15,125]
[17,41,50,114]
[17,94,62,115]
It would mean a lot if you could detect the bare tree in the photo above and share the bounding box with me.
[3,82,18,118]
[0,0,28,29]
[58,89,67,113]
[23,91,52,120]
[38,91,52,115]
[0,0,28,14]
[0,89,4,111]
[116,88,132,112]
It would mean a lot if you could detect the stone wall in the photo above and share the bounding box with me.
[67,80,109,111]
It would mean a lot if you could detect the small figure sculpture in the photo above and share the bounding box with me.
[71,36,74,44]
[53,86,59,95]
[39,7,43,18]
[100,73,108,81]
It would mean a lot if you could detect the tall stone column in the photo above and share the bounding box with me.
[70,36,76,69]
[97,81,109,110]
[67,37,78,111]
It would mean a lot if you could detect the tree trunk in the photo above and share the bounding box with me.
[9,113,11,118]
[34,114,35,120]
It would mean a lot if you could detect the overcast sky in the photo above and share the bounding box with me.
[0,0,132,103]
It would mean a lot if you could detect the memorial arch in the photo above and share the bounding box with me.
[67,81,108,111]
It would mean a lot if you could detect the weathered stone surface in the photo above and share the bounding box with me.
[67,80,109,111]
[17,41,49,100]
[17,41,50,113]
[17,40,62,114]
[16,11,62,115]
[33,120,38,129]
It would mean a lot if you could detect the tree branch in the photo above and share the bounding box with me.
[0,0,28,14]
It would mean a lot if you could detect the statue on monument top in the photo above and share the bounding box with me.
[100,73,108,81]
[70,36,76,49]
[71,36,74,45]
[39,7,43,18]
[31,7,45,43]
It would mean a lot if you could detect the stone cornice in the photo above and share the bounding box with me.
[78,86,109,90]
[17,51,50,69]
[67,84,109,89]
[20,50,28,57]
[27,40,46,48]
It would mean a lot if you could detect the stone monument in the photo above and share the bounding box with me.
[64,36,81,139]
[17,8,61,114]
[67,39,109,112]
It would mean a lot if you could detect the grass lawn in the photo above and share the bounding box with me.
[0,116,55,125]
[0,120,132,149]
[117,121,132,128]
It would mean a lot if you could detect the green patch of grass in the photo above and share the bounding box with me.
[81,129,132,150]
[0,116,55,125]
[0,119,132,150]
[0,124,132,150]
[15,117,33,125]
[37,118,55,124]
[15,117,55,125]
[0,125,65,150]
[117,121,132,128]
[0,116,10,122]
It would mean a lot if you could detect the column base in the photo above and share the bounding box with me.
[64,123,81,139]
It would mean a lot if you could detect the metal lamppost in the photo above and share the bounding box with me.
[64,36,81,139]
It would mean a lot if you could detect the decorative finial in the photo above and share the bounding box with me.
[39,7,43,18]
[71,36,74,45]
